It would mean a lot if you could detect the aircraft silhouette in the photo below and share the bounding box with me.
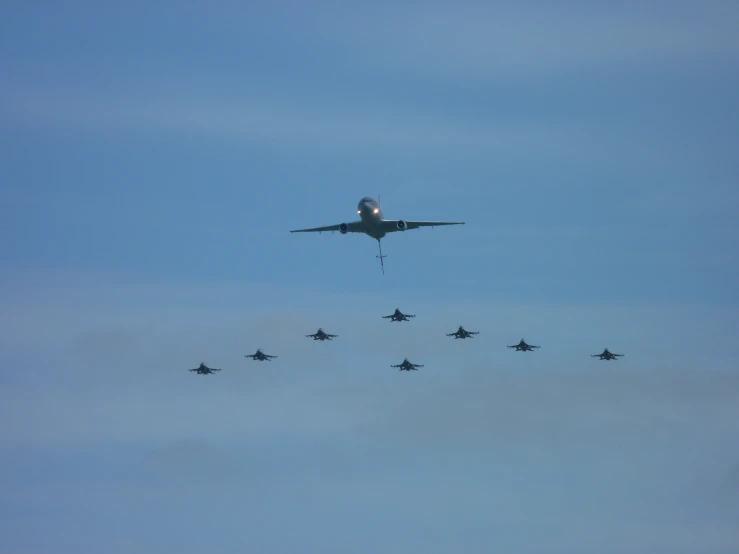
[383,308,415,322]
[290,196,464,273]
[508,339,540,352]
[245,349,277,361]
[391,358,424,371]
[446,326,479,339]
[592,348,624,360]
[305,328,338,341]
[189,362,221,375]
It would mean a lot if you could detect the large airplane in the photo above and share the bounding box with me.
[290,196,464,273]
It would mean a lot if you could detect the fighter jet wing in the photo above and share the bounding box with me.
[380,220,464,232]
[290,221,365,233]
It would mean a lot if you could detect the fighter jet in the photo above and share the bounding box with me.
[245,349,277,361]
[383,308,415,322]
[446,326,479,339]
[189,362,221,375]
[290,196,465,273]
[591,348,624,360]
[305,328,338,341]
[391,358,424,371]
[508,339,540,352]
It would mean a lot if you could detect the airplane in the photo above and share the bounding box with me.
[305,328,338,341]
[189,362,221,375]
[289,196,465,273]
[391,358,424,371]
[383,308,415,322]
[508,339,540,352]
[446,326,479,339]
[245,349,277,361]
[591,348,624,360]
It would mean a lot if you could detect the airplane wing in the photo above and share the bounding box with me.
[380,220,464,232]
[290,221,365,233]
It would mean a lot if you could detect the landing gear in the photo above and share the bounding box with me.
[376,239,386,274]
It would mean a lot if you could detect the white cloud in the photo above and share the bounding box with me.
[1,271,737,554]
[0,84,593,159]
[2,269,738,449]
[0,79,680,168]
[324,3,739,79]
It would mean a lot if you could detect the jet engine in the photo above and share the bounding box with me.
[396,220,407,231]
[339,223,349,234]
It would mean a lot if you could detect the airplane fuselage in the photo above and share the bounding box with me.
[290,195,464,273]
[357,197,386,239]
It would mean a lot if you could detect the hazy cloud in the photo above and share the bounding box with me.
[2,3,738,551]
[2,270,738,445]
[0,78,689,170]
[2,270,738,553]
[323,3,739,79]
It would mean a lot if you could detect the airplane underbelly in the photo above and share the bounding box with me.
[360,213,384,238]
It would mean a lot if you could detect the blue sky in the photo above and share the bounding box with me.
[1,1,738,553]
